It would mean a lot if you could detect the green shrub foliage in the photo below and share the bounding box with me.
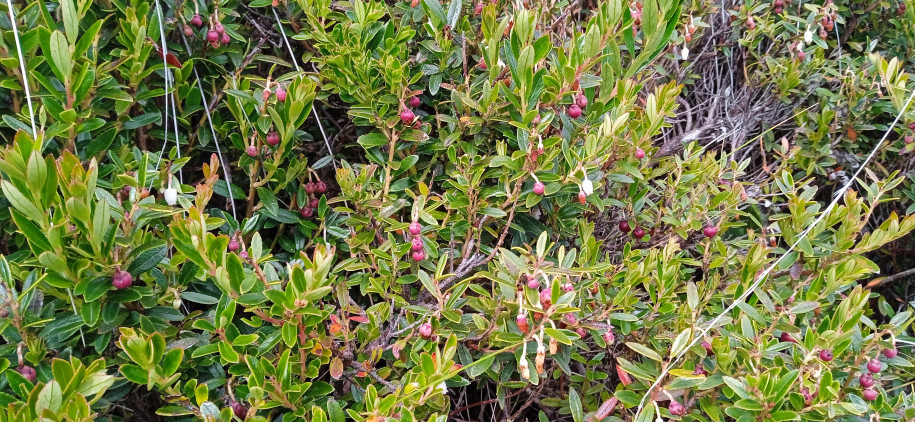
[0,0,914,420]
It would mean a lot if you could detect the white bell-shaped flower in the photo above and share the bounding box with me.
[681,46,689,61]
[581,176,594,196]
[163,187,178,206]
[804,29,813,43]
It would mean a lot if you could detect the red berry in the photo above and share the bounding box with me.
[400,108,415,124]
[576,93,588,108]
[419,322,433,339]
[526,278,540,289]
[905,135,913,144]
[562,282,573,292]
[316,181,327,194]
[220,32,230,45]
[479,60,487,70]
[206,30,219,42]
[859,372,874,387]
[305,182,316,194]
[276,88,287,102]
[618,221,631,233]
[411,237,424,251]
[632,227,645,240]
[774,5,783,13]
[668,401,685,416]
[819,349,833,361]
[411,0,420,7]
[301,207,314,218]
[780,332,796,343]
[228,239,239,252]
[862,387,878,401]
[883,348,898,358]
[702,341,714,356]
[409,221,422,236]
[575,327,587,338]
[190,14,203,27]
[113,269,133,289]
[516,314,529,333]
[578,191,587,204]
[568,104,582,118]
[412,250,425,262]
[635,148,645,159]
[17,365,36,383]
[703,225,718,238]
[215,23,225,35]
[183,25,194,37]
[266,131,279,146]
[410,96,421,108]
[867,358,882,373]
[230,401,247,419]
[539,288,552,307]
[239,251,249,260]
[246,145,257,157]
[563,313,577,325]
[307,198,317,208]
[909,122,915,130]
[533,181,545,195]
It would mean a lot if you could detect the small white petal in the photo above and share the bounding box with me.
[681,46,690,61]
[797,42,805,51]
[163,188,178,205]
[581,178,594,195]
[437,381,448,395]
[804,30,813,43]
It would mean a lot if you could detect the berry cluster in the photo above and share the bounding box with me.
[300,180,327,218]
[187,10,231,48]
[568,92,587,118]
[409,220,425,261]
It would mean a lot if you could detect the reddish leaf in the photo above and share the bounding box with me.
[330,357,344,380]
[348,315,369,323]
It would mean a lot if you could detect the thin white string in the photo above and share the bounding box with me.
[635,86,915,416]
[153,0,183,185]
[271,7,337,172]
[178,32,237,220]
[6,0,36,138]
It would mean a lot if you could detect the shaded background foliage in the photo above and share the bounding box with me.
[0,0,914,420]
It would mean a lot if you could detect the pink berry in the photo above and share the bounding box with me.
[798,50,805,60]
[300,207,314,218]
[400,109,415,124]
[214,23,225,35]
[412,250,425,262]
[246,145,257,157]
[230,401,247,419]
[819,349,833,362]
[239,251,249,260]
[703,225,718,238]
[316,181,327,194]
[475,1,483,14]
[859,372,874,387]
[883,348,898,358]
[17,365,36,383]
[909,122,915,130]
[702,341,714,356]
[619,221,631,233]
[419,322,433,339]
[635,148,645,159]
[304,182,315,194]
[632,227,645,240]
[562,282,573,292]
[266,131,279,146]
[780,332,796,343]
[668,401,685,416]
[183,25,194,37]
[206,30,219,42]
[410,96,421,108]
[516,314,529,333]
[693,366,706,375]
[533,181,545,195]
[576,93,588,108]
[411,237,424,251]
[563,313,577,326]
[539,288,552,307]
[568,104,582,118]
[190,14,203,27]
[603,330,615,345]
[479,60,487,70]
[526,278,540,289]
[409,221,422,236]
[276,88,287,102]
[220,32,230,45]
[228,239,239,252]
[905,135,913,144]
[862,387,878,401]
[112,269,133,289]
[867,358,882,373]
[309,198,319,208]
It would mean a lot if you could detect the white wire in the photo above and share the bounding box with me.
[178,32,238,220]
[271,7,337,172]
[153,0,183,184]
[6,0,36,138]
[635,86,915,417]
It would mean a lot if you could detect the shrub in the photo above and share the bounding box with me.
[0,0,914,421]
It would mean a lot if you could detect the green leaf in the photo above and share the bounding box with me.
[125,240,167,276]
[626,342,662,362]
[544,327,572,345]
[568,388,583,422]
[257,187,279,215]
[59,0,78,44]
[50,31,72,82]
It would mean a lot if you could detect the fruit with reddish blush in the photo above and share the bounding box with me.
[228,239,239,252]
[867,358,882,373]
[412,250,425,262]
[632,227,645,240]
[568,104,582,118]
[400,108,415,124]
[411,237,424,251]
[183,25,194,36]
[246,145,257,157]
[704,225,718,238]
[578,191,587,204]
[266,131,279,146]
[276,87,286,102]
[526,278,540,289]
[883,348,897,358]
[603,330,615,345]
[693,366,706,375]
[17,366,36,383]
[410,96,421,108]
[635,148,645,159]
[190,14,203,27]
[309,198,319,208]
[576,93,588,108]
[516,314,529,333]
[207,30,219,42]
[702,341,714,356]
[780,332,796,343]
[220,32,230,45]
[305,182,315,193]
[230,401,247,419]
[316,181,327,194]
[113,269,133,289]
[619,221,631,233]
[859,372,874,387]
[819,349,833,361]
[562,282,574,292]
[419,322,433,339]
[533,181,545,195]
[668,401,686,416]
[539,288,552,307]
[215,24,225,34]
[239,251,249,260]
[863,387,878,401]
[409,221,422,235]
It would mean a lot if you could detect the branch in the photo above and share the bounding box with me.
[866,267,915,289]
